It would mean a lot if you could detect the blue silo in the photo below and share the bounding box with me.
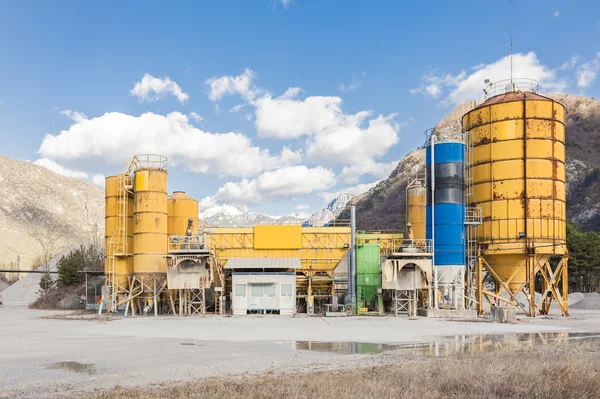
[425,138,466,279]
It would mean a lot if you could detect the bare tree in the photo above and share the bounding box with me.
[30,226,67,296]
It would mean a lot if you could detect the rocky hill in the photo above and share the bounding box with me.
[0,155,104,272]
[345,93,600,232]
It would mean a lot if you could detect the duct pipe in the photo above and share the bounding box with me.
[350,202,357,311]
[431,135,438,309]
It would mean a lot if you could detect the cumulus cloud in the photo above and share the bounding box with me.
[577,52,600,88]
[33,158,89,179]
[205,69,399,177]
[559,56,579,71]
[202,166,336,208]
[130,74,190,104]
[410,52,568,105]
[61,109,88,123]
[206,68,259,101]
[92,174,105,187]
[38,111,300,178]
[338,159,399,184]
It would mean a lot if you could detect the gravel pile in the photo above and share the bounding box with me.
[1,253,63,303]
[570,292,600,310]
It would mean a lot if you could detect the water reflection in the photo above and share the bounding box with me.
[46,361,97,375]
[294,332,600,356]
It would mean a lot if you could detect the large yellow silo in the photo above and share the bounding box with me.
[167,191,199,237]
[406,179,426,241]
[133,167,168,274]
[104,174,134,285]
[462,90,567,312]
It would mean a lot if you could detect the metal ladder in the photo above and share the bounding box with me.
[99,174,131,314]
[463,131,481,309]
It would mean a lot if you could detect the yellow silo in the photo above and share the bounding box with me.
[167,191,199,237]
[133,163,168,274]
[104,174,134,286]
[406,179,426,241]
[462,89,567,303]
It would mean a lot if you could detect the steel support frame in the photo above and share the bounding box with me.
[476,255,569,317]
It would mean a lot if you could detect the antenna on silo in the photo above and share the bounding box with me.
[510,35,513,88]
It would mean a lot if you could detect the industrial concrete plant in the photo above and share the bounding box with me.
[99,78,568,319]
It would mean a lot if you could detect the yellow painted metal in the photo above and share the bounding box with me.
[254,225,302,249]
[463,93,567,295]
[133,168,168,274]
[167,191,199,237]
[406,181,426,240]
[104,174,133,282]
[208,226,350,271]
[356,231,404,255]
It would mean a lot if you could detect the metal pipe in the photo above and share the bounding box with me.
[431,135,438,309]
[350,202,357,310]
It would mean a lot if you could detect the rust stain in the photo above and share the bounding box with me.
[519,191,526,206]
[155,217,160,227]
[475,136,490,146]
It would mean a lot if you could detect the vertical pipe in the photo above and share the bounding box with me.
[350,202,357,311]
[431,135,438,309]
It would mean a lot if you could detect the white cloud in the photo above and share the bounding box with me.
[559,56,579,71]
[206,68,259,101]
[410,52,568,105]
[92,174,105,187]
[214,104,222,114]
[205,166,336,208]
[188,112,205,123]
[339,72,365,92]
[296,204,310,210]
[553,11,560,17]
[338,159,399,184]
[130,74,190,104]
[33,158,88,179]
[61,109,88,123]
[576,52,600,88]
[38,111,299,178]
[204,69,400,168]
[280,0,292,8]
[229,104,245,113]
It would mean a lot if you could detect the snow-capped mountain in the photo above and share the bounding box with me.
[199,193,354,228]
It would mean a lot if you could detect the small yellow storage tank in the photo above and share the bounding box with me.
[167,191,199,237]
[133,165,168,274]
[462,90,567,293]
[104,174,133,282]
[406,179,426,241]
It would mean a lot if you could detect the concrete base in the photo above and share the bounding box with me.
[325,311,347,317]
[417,308,478,318]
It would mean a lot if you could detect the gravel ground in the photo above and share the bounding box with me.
[1,302,600,398]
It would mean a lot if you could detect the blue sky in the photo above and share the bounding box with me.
[1,0,599,216]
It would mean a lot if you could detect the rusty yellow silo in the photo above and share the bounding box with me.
[167,191,199,237]
[104,174,133,286]
[406,178,426,241]
[462,87,567,315]
[133,159,168,274]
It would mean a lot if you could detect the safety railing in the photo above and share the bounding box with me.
[474,78,539,107]
[168,234,208,252]
[465,207,482,225]
[382,238,433,256]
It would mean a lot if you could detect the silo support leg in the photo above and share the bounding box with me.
[537,257,569,317]
[480,259,528,315]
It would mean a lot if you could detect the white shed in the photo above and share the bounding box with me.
[225,258,299,316]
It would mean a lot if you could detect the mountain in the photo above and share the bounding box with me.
[200,193,354,228]
[342,93,600,232]
[0,155,104,272]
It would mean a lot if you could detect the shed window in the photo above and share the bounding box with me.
[281,284,293,297]
[234,284,246,297]
[251,284,264,297]
[264,283,276,297]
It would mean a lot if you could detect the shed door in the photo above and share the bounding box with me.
[280,283,294,312]
[233,283,247,312]
[249,283,277,310]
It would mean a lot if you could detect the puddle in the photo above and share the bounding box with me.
[294,332,600,356]
[46,361,97,375]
